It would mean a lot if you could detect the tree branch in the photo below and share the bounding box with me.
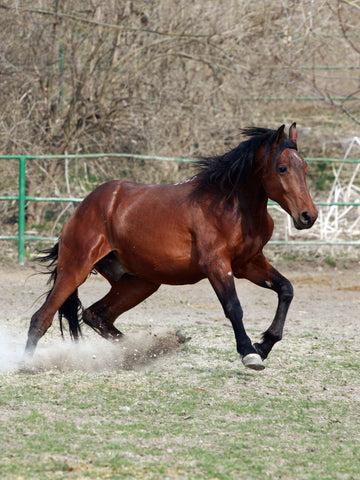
[0,5,214,39]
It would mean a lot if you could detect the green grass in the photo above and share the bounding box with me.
[1,327,360,480]
[325,257,336,268]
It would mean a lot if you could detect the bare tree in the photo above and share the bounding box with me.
[0,0,359,228]
[336,0,360,124]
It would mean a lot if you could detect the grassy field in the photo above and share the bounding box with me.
[1,327,360,479]
[1,266,360,479]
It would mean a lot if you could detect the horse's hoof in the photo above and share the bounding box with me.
[175,330,191,344]
[242,353,265,371]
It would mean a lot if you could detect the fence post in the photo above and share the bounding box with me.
[18,156,26,264]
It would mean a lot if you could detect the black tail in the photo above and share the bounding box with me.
[38,243,82,340]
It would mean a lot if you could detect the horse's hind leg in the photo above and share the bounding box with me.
[26,248,102,356]
[25,273,84,356]
[83,275,160,340]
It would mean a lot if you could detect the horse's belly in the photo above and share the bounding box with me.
[117,245,203,285]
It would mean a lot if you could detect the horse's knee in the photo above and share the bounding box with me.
[278,279,293,303]
[225,300,243,320]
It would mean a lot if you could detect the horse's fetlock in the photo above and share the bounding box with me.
[263,330,281,344]
[237,337,255,357]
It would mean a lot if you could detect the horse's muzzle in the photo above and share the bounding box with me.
[293,210,318,230]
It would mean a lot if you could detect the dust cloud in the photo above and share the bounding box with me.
[0,325,26,373]
[0,328,189,374]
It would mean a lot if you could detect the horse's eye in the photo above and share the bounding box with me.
[278,165,288,174]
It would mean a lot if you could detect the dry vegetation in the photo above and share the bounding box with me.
[0,0,360,231]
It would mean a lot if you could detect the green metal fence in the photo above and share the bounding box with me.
[1,153,360,264]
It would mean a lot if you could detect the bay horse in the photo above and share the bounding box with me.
[25,123,317,370]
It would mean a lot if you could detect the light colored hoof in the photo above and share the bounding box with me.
[242,353,265,371]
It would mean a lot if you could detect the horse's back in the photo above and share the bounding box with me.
[85,179,193,226]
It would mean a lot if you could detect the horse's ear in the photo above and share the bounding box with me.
[275,124,285,145]
[289,122,297,145]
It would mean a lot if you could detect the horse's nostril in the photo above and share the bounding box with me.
[300,211,311,225]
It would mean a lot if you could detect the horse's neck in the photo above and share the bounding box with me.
[208,186,269,232]
[237,182,268,216]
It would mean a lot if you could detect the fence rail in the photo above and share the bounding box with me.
[1,153,360,264]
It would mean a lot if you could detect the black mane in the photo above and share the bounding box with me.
[193,127,296,202]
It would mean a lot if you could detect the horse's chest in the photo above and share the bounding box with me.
[231,218,272,260]
[231,234,264,262]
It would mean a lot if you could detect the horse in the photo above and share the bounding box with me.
[25,123,317,370]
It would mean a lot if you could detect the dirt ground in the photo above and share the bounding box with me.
[0,260,359,375]
[2,260,360,479]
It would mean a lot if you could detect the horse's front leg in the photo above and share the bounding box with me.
[237,253,294,360]
[205,261,265,371]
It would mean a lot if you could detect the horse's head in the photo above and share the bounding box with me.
[262,123,317,230]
